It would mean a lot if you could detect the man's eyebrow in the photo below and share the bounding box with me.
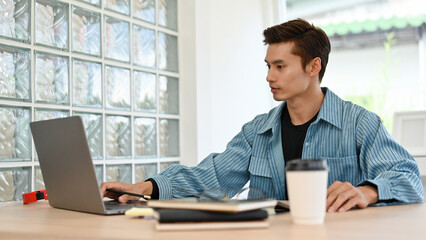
[264,59,285,64]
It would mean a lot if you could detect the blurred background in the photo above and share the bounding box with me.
[195,0,426,159]
[286,0,426,132]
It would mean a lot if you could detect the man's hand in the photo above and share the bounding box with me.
[326,181,378,212]
[100,181,153,203]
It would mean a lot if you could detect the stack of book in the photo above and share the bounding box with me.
[147,198,278,231]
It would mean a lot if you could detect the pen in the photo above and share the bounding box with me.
[106,189,151,200]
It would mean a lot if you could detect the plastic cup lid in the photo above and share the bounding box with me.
[285,158,328,171]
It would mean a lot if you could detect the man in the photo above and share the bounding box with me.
[101,19,424,212]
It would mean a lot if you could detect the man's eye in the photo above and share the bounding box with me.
[277,65,284,69]
[266,64,270,69]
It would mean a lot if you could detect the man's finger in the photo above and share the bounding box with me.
[328,187,358,212]
[118,194,139,203]
[338,191,362,212]
[336,196,360,212]
[326,182,349,209]
[326,181,342,197]
[100,182,130,199]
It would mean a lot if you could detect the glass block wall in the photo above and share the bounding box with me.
[0,0,180,201]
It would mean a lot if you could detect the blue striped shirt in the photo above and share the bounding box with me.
[152,88,424,204]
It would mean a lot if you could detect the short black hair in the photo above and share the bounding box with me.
[263,18,331,82]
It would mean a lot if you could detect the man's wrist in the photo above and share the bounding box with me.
[358,185,379,205]
[135,181,153,196]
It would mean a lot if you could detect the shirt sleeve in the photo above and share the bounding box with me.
[356,111,424,204]
[150,119,257,199]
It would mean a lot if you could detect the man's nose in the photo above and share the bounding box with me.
[266,71,274,82]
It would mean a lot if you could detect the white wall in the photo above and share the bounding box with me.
[194,0,281,162]
[178,0,197,167]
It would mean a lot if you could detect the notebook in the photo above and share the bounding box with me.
[153,209,269,231]
[154,209,269,231]
[147,198,278,213]
[153,208,269,222]
[30,116,146,215]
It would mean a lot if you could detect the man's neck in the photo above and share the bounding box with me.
[286,86,325,126]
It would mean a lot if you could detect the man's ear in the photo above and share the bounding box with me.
[308,57,321,76]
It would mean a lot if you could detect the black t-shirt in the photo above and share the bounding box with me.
[281,104,318,163]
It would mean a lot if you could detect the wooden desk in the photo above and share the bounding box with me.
[0,200,425,240]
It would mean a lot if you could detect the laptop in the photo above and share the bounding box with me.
[30,116,146,215]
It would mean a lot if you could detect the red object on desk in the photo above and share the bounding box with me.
[22,190,48,204]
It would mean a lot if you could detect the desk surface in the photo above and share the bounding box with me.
[0,200,425,240]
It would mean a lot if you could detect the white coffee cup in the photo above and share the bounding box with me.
[285,159,328,224]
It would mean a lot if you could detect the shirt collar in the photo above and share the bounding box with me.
[316,87,343,130]
[257,87,343,135]
[257,102,284,135]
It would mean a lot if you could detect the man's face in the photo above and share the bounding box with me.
[265,42,312,101]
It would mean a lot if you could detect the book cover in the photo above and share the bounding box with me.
[155,220,269,231]
[147,198,277,213]
[277,200,289,209]
[154,208,268,222]
[275,200,290,213]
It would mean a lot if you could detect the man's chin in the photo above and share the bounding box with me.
[272,95,286,102]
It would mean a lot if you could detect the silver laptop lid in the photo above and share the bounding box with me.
[30,116,107,214]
